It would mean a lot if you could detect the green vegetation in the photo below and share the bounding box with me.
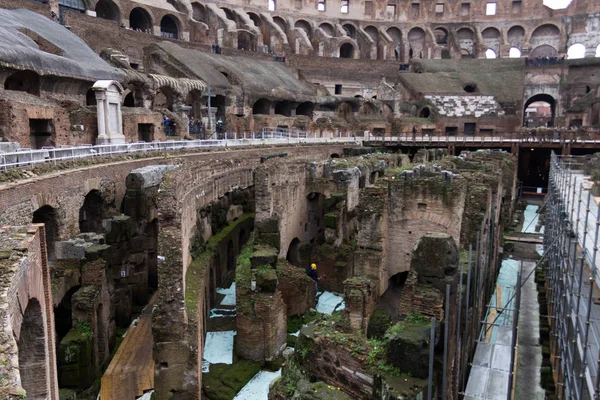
[202,360,261,400]
[185,213,254,316]
[367,309,392,339]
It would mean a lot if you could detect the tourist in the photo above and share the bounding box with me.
[307,263,318,291]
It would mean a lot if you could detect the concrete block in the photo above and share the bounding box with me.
[126,165,179,189]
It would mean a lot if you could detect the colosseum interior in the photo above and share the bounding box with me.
[0,0,600,399]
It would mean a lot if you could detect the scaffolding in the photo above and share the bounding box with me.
[546,152,600,399]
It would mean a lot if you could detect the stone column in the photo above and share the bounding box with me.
[95,91,108,143]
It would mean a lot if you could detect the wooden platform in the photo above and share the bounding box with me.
[504,235,544,244]
[100,294,156,399]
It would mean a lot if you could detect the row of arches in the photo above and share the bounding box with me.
[252,98,315,117]
[93,0,182,38]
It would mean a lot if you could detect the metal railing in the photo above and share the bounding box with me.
[366,134,600,145]
[0,136,360,171]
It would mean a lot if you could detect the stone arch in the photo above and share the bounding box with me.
[275,100,293,116]
[247,12,261,28]
[481,27,501,55]
[153,86,176,111]
[129,7,153,32]
[32,205,58,261]
[17,298,49,399]
[296,101,314,117]
[530,44,558,58]
[253,98,271,115]
[55,285,80,345]
[408,27,426,59]
[95,0,121,22]
[433,27,448,44]
[237,29,255,50]
[340,42,355,58]
[596,44,600,57]
[509,47,522,58]
[364,25,378,41]
[485,48,497,58]
[456,27,475,58]
[359,102,376,115]
[530,23,560,52]
[123,91,135,107]
[160,14,181,39]
[342,23,356,39]
[524,93,556,127]
[319,22,334,37]
[295,19,312,37]
[273,16,287,32]
[4,70,40,96]
[386,26,402,60]
[191,2,207,23]
[286,237,301,267]
[86,87,96,106]
[220,7,235,22]
[79,189,105,233]
[567,43,585,59]
[507,25,525,49]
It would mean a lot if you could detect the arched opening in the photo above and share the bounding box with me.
[192,2,207,23]
[86,88,96,106]
[386,27,402,60]
[273,16,286,32]
[339,42,355,58]
[531,24,560,55]
[95,0,120,22]
[221,7,235,21]
[530,44,558,58]
[342,23,356,39]
[227,240,235,272]
[419,107,430,118]
[296,102,314,117]
[129,7,152,32]
[79,190,104,234]
[359,102,376,115]
[330,153,340,158]
[17,299,48,399]
[295,20,312,37]
[248,12,261,28]
[408,27,425,59]
[463,84,477,93]
[364,26,378,42]
[4,70,40,96]
[306,192,325,244]
[369,171,377,185]
[160,15,179,39]
[55,286,80,345]
[253,98,271,115]
[268,0,276,11]
[507,26,525,49]
[275,100,293,116]
[123,92,135,107]
[543,0,572,9]
[433,27,448,44]
[153,86,175,111]
[287,238,301,267]
[567,43,585,59]
[457,28,475,58]
[379,271,409,319]
[509,47,522,58]
[524,94,556,127]
[32,205,58,261]
[237,30,254,50]
[319,22,334,37]
[485,48,497,59]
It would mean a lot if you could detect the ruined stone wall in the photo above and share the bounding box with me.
[0,225,58,400]
[386,174,467,277]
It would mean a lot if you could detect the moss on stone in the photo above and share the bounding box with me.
[324,213,338,229]
[202,359,261,400]
[367,309,392,339]
[185,213,254,317]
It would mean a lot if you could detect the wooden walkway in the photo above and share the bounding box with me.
[504,235,544,244]
[100,294,156,399]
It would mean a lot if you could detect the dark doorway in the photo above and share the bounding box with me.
[123,92,135,107]
[130,7,152,32]
[138,123,154,142]
[160,15,179,39]
[306,192,325,244]
[464,122,476,136]
[54,286,80,345]
[340,43,355,58]
[32,205,58,261]
[518,147,552,191]
[379,271,409,320]
[4,70,40,96]
[29,119,53,149]
[523,94,556,128]
[287,238,301,267]
[79,190,104,233]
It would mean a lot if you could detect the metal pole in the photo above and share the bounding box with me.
[462,244,473,392]
[443,284,450,399]
[454,261,464,399]
[428,317,436,400]
[207,84,212,132]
